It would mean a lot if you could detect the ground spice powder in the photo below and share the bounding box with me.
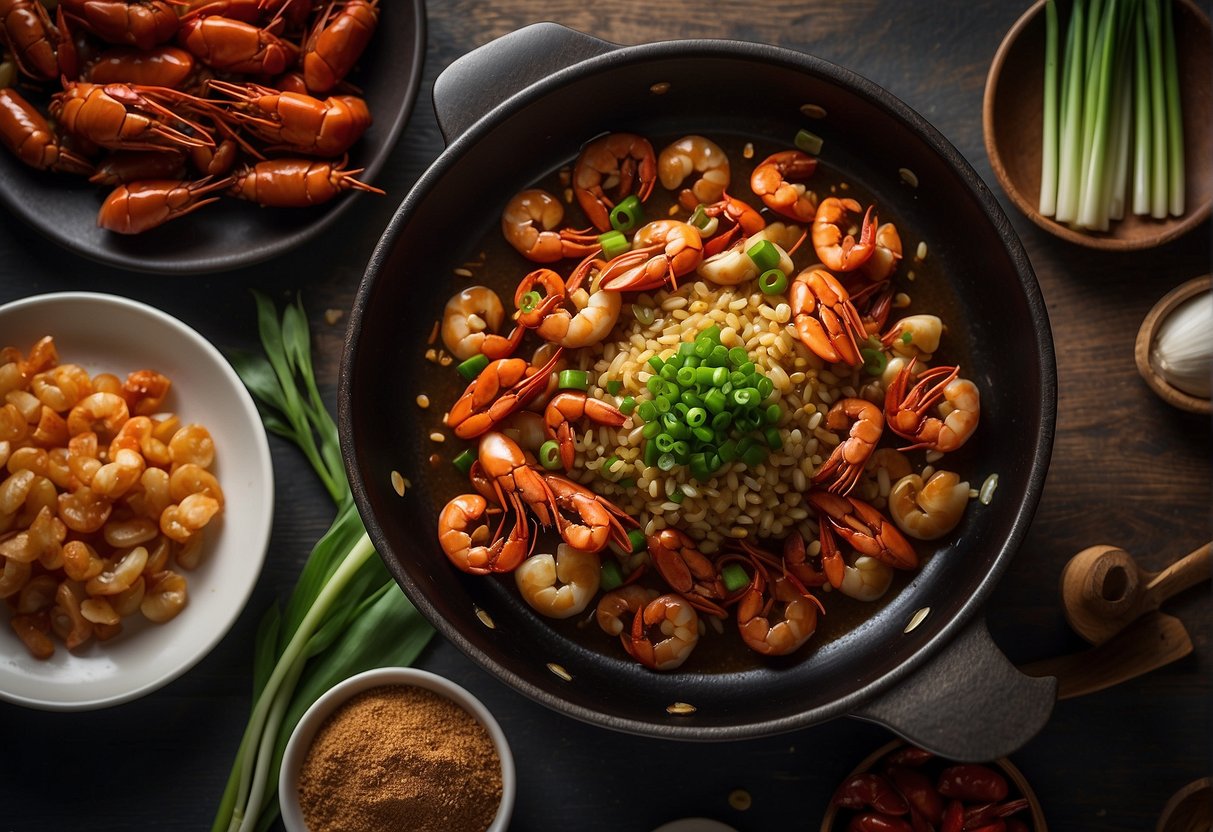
[297,684,503,832]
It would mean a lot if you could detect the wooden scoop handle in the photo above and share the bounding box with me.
[1142,542,1212,611]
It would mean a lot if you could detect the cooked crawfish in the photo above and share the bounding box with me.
[207,79,371,157]
[83,46,197,89]
[438,493,528,575]
[598,220,704,292]
[811,397,885,495]
[736,566,823,656]
[812,197,877,272]
[544,473,634,553]
[0,88,95,175]
[789,267,867,367]
[302,0,379,94]
[96,175,232,234]
[89,149,186,185]
[444,349,563,440]
[501,188,601,263]
[227,157,383,206]
[177,15,298,75]
[647,528,727,618]
[0,0,65,80]
[808,489,918,572]
[884,360,979,453]
[49,82,216,152]
[61,0,179,51]
[750,149,818,222]
[573,131,657,231]
[624,592,700,671]
[543,391,626,470]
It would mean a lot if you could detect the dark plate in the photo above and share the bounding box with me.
[0,1,426,274]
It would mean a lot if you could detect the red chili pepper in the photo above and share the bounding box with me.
[833,772,910,815]
[937,764,1010,803]
[847,812,916,832]
[940,799,966,832]
[886,764,944,824]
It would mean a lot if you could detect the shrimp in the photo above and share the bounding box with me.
[812,197,877,272]
[596,584,657,637]
[437,493,528,575]
[499,410,546,453]
[533,284,622,349]
[838,555,893,602]
[696,222,800,286]
[573,131,657,231]
[888,470,970,540]
[860,222,903,282]
[441,285,505,361]
[624,593,700,671]
[501,188,600,263]
[789,267,866,366]
[648,527,726,618]
[737,573,821,656]
[543,391,626,469]
[657,134,730,210]
[545,474,633,553]
[66,391,128,439]
[812,397,884,495]
[599,220,703,292]
[884,361,980,453]
[750,149,818,222]
[514,543,600,619]
[882,314,942,359]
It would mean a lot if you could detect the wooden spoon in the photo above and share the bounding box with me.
[1020,611,1193,700]
[1061,542,1211,645]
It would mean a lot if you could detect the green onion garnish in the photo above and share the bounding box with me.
[861,348,888,376]
[518,290,542,313]
[599,559,624,591]
[794,128,824,155]
[606,379,622,396]
[599,229,631,260]
[619,395,636,415]
[721,563,750,593]
[456,353,490,380]
[609,194,645,233]
[558,369,589,390]
[758,268,789,295]
[627,528,647,553]
[538,440,563,470]
[452,449,476,475]
[746,239,781,272]
[688,204,710,229]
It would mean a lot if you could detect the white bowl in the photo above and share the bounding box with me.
[280,667,516,832]
[0,292,274,710]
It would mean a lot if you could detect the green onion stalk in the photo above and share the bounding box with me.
[213,293,434,832]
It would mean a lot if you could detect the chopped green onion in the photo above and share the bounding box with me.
[641,420,663,439]
[655,434,675,453]
[647,355,664,372]
[861,348,889,376]
[686,406,707,427]
[689,453,713,481]
[644,438,661,467]
[688,204,710,229]
[518,290,542,313]
[676,366,697,387]
[633,303,655,325]
[698,324,722,344]
[718,439,738,462]
[618,478,636,489]
[600,560,624,591]
[704,388,728,414]
[721,563,751,593]
[606,379,622,396]
[1039,0,1060,216]
[452,449,476,475]
[654,395,671,413]
[657,452,677,472]
[764,427,783,450]
[711,411,732,431]
[692,426,715,444]
[668,488,686,504]
[901,330,913,345]
[741,444,767,467]
[758,268,789,294]
[600,229,631,260]
[728,346,748,367]
[764,403,781,425]
[637,400,658,422]
[601,455,622,479]
[628,528,647,553]
[609,194,645,233]
[756,376,774,401]
[456,353,490,380]
[794,128,824,155]
[558,369,589,390]
[671,440,690,459]
[732,388,757,407]
[1161,0,1184,217]
[619,395,636,415]
[746,239,781,272]
[538,440,563,470]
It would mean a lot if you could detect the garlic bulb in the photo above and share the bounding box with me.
[1150,290,1211,399]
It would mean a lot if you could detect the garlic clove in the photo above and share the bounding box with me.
[1150,290,1212,399]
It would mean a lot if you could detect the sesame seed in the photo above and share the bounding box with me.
[475,607,496,629]
[899,167,919,188]
[416,394,430,408]
[452,267,474,278]
[904,607,931,633]
[547,662,573,681]
[799,103,828,119]
[666,701,697,715]
[390,470,406,496]
[429,432,445,443]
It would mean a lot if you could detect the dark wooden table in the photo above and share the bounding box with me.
[2,2,1209,830]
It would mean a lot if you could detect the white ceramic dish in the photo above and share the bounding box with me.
[280,667,516,832]
[0,292,274,710]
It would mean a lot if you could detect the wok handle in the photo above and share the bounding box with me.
[432,22,616,144]
[851,615,1057,761]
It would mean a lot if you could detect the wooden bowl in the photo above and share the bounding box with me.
[1135,275,1212,414]
[984,0,1213,250]
[1156,777,1212,832]
[819,739,1048,831]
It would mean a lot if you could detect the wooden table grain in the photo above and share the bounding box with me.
[1,2,1209,830]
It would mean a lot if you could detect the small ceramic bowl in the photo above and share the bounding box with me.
[279,667,516,832]
[1135,275,1211,415]
[983,0,1212,250]
[819,739,1047,831]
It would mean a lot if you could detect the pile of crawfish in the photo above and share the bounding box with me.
[0,0,383,233]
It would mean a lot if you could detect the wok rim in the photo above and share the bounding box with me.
[340,34,1057,740]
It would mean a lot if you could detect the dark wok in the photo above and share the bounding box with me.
[340,24,1057,760]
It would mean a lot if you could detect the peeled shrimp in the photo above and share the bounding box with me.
[696,222,802,286]
[625,593,700,671]
[596,584,658,636]
[838,555,894,601]
[883,314,942,359]
[859,222,903,282]
[514,543,601,619]
[442,286,506,360]
[535,285,621,348]
[657,134,730,210]
[888,470,970,540]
